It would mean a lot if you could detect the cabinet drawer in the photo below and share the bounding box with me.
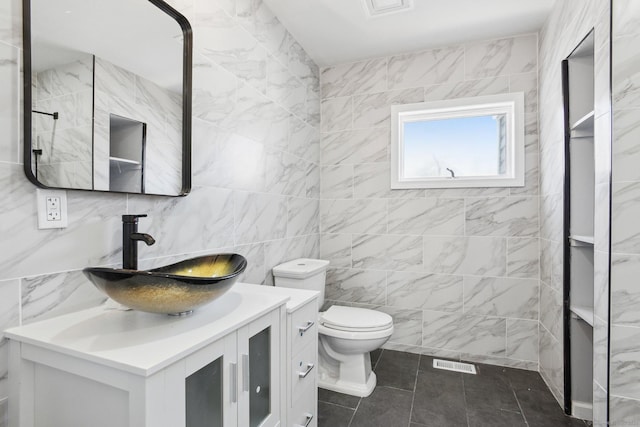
[290,385,316,427]
[290,341,316,404]
[290,301,318,355]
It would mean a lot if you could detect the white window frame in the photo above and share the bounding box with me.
[390,92,525,189]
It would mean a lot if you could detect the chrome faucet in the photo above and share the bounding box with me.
[122,214,155,270]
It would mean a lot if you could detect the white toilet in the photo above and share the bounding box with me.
[273,258,394,397]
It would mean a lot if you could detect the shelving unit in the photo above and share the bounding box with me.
[562,31,595,422]
[109,114,146,193]
[109,156,141,166]
[570,305,594,327]
[571,111,595,138]
[569,235,594,246]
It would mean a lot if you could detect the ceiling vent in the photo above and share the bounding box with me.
[363,0,413,17]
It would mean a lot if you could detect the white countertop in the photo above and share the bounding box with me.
[4,283,291,377]
[250,284,319,313]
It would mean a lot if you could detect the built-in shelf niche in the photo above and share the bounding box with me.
[109,114,146,193]
[563,30,595,422]
[571,111,595,138]
[569,235,594,246]
[570,305,594,327]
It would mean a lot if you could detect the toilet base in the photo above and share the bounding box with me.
[318,371,377,397]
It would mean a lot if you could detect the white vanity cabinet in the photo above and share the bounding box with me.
[5,283,289,427]
[287,300,318,427]
[249,286,318,427]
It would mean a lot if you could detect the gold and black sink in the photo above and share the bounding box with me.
[83,254,247,315]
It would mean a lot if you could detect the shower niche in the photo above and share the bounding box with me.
[562,31,595,421]
[109,114,146,193]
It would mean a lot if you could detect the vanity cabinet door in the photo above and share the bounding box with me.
[237,310,281,427]
[182,308,282,427]
[185,334,238,427]
[186,357,224,427]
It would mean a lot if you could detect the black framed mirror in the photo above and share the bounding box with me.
[23,0,192,196]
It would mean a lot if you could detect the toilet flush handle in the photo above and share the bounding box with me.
[298,321,315,336]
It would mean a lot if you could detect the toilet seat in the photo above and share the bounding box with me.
[318,322,394,341]
[320,306,393,333]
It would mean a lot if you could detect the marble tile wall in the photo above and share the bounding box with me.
[538,0,610,419]
[610,1,640,424]
[93,57,184,194]
[0,398,5,427]
[33,56,94,189]
[0,0,320,422]
[320,34,541,370]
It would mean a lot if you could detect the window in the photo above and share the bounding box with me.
[391,93,525,189]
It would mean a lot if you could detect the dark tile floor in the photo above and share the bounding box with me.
[318,349,593,427]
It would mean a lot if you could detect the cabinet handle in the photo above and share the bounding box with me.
[298,362,315,378]
[230,362,237,403]
[242,354,250,392]
[298,413,313,427]
[298,321,315,336]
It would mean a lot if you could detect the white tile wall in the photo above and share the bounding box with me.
[320,34,540,370]
[611,1,640,424]
[93,57,184,194]
[33,57,93,189]
[0,398,6,427]
[387,46,464,90]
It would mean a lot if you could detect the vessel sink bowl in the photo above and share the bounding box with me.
[83,254,247,315]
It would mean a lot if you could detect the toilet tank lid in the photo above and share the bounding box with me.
[272,258,330,279]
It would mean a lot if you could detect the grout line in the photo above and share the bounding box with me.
[461,367,471,427]
[347,396,361,427]
[378,384,415,393]
[499,407,524,415]
[347,348,384,427]
[317,400,357,411]
[513,387,531,427]
[373,348,383,370]
[407,354,421,427]
[17,277,23,326]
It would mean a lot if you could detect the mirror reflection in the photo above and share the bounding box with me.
[26,0,191,196]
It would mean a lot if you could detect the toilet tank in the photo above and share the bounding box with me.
[272,258,329,306]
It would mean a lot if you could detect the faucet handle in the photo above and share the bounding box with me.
[122,214,148,223]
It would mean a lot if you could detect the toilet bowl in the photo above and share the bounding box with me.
[272,258,394,397]
[317,305,393,396]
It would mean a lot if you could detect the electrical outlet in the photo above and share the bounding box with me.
[46,197,61,221]
[37,189,68,229]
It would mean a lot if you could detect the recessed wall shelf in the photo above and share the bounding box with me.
[571,110,595,138]
[563,30,595,421]
[109,156,141,165]
[570,235,594,246]
[109,114,145,193]
[570,305,594,327]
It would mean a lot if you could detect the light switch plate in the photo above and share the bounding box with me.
[37,189,68,229]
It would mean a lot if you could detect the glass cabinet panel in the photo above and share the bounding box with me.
[249,327,271,427]
[186,356,223,427]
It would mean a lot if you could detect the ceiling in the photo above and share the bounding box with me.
[263,0,557,67]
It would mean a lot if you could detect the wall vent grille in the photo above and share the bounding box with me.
[432,359,477,374]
